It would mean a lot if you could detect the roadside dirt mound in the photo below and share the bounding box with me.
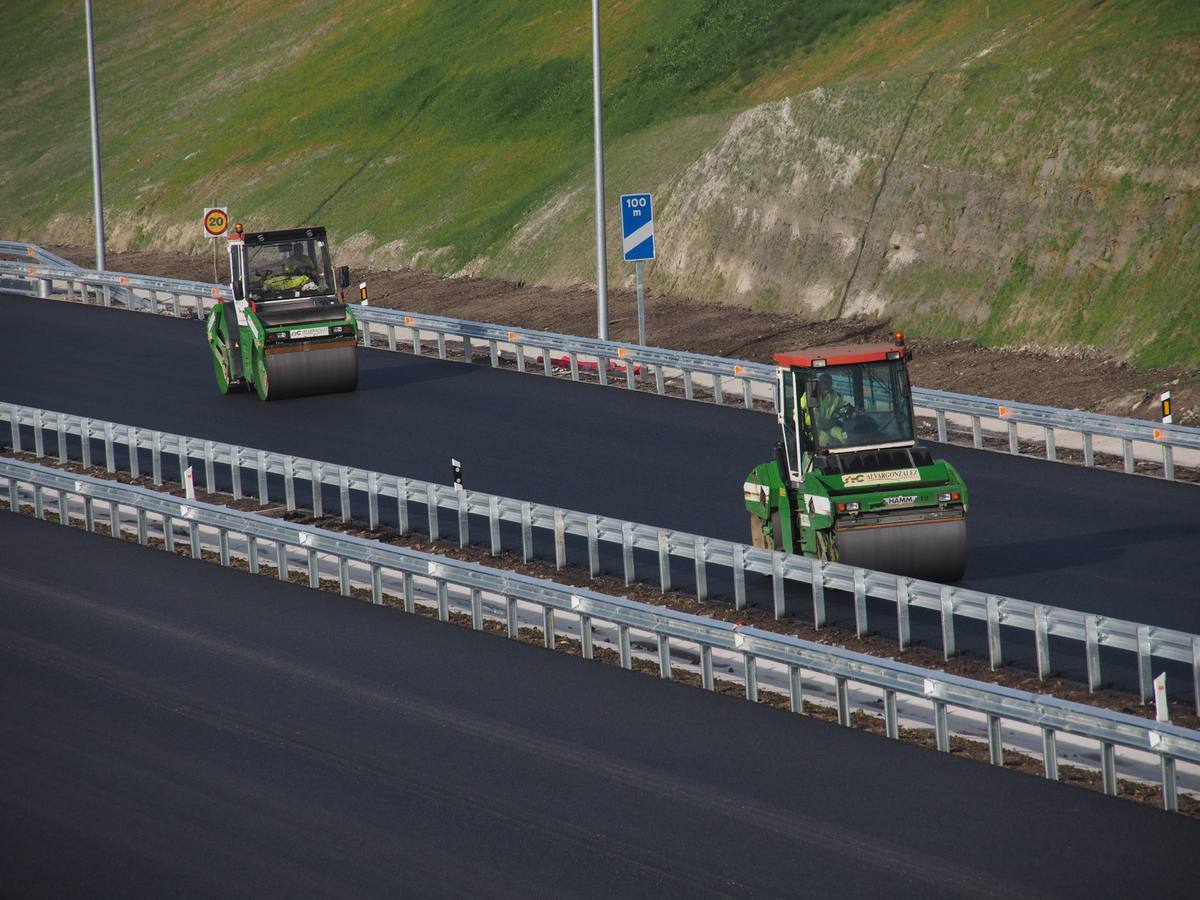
[48,244,1199,424]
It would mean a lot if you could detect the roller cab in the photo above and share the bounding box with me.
[743,334,969,583]
[207,225,359,401]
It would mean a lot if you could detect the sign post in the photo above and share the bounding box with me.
[620,192,655,347]
[203,207,229,283]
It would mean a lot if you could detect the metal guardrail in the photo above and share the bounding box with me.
[2,454,1197,811]
[6,401,1198,715]
[2,250,1196,481]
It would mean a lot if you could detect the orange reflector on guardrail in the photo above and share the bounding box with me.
[998,405,1010,417]
[119,276,129,285]
[507,331,518,342]
[734,365,743,376]
[1154,428,1164,441]
[617,347,627,358]
[404,316,414,326]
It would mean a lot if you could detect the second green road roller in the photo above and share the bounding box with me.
[743,334,969,582]
[207,224,359,400]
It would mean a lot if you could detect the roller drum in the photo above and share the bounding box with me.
[260,344,358,401]
[836,515,967,583]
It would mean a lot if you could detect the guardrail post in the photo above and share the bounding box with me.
[32,409,45,458]
[835,677,850,727]
[124,425,139,478]
[33,483,44,520]
[82,417,94,468]
[1034,606,1051,680]
[542,607,555,648]
[339,467,351,523]
[853,569,867,637]
[1007,420,1018,455]
[1082,432,1094,468]
[712,374,723,405]
[1137,625,1152,703]
[682,369,694,401]
[85,497,96,533]
[1042,728,1058,781]
[744,653,758,702]
[587,515,599,577]
[471,588,483,630]
[368,472,380,530]
[505,594,517,636]
[618,624,631,669]
[597,356,609,387]
[789,665,803,713]
[934,701,949,752]
[542,349,552,377]
[219,528,231,567]
[56,412,67,463]
[884,690,898,739]
[521,501,533,563]
[1097,741,1116,795]
[338,557,351,596]
[940,585,956,660]
[935,409,948,443]
[102,285,111,307]
[462,335,472,363]
[136,508,147,545]
[654,365,665,396]
[229,446,241,500]
[986,596,1003,669]
[3,405,18,454]
[370,564,382,604]
[490,497,502,556]
[310,462,324,518]
[458,490,470,548]
[742,378,753,410]
[284,457,296,512]
[426,483,439,541]
[103,421,115,473]
[896,578,912,650]
[247,536,259,574]
[410,327,421,356]
[554,509,566,570]
[971,415,982,449]
[436,333,446,360]
[1122,438,1134,475]
[810,558,827,629]
[657,529,671,592]
[987,715,1004,766]
[274,540,289,580]
[694,537,709,602]
[436,579,449,621]
[657,635,671,679]
[733,543,747,611]
[306,548,319,588]
[1044,426,1056,462]
[624,360,635,391]
[772,552,785,619]
[204,441,215,493]
[66,280,76,303]
[1161,756,1178,812]
[404,572,416,615]
[580,614,593,658]
[569,351,579,381]
[249,449,265,504]
[189,521,201,560]
[621,522,635,585]
[1162,444,1174,482]
[148,430,161,485]
[1085,615,1102,692]
[386,324,397,351]
[515,344,527,373]
[397,478,410,534]
[489,339,499,368]
[1192,636,1200,718]
[701,645,714,690]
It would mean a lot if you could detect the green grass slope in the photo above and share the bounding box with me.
[1,1,1197,366]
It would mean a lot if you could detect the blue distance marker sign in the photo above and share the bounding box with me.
[620,193,655,262]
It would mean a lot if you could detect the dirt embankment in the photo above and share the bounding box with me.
[49,244,1199,425]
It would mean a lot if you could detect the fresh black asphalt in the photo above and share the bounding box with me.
[3,294,1198,635]
[0,510,1194,897]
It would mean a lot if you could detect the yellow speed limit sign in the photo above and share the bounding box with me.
[203,207,229,238]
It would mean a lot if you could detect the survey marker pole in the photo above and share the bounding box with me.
[84,0,106,271]
[591,0,609,340]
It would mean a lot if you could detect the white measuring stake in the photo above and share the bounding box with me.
[1154,673,1169,723]
[184,465,196,500]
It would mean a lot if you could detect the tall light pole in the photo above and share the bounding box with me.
[84,0,106,270]
[590,0,609,340]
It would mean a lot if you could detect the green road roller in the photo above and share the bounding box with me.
[743,334,969,582]
[207,224,359,401]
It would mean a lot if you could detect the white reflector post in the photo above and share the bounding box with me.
[1161,391,1172,425]
[184,466,195,500]
[1154,672,1169,723]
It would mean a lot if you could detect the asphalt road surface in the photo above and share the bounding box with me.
[2,293,1199,637]
[1,509,1195,897]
